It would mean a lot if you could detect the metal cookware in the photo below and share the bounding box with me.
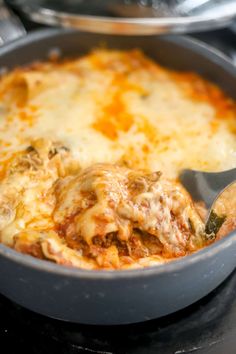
[0,29,236,324]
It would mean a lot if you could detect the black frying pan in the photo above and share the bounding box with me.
[0,29,236,325]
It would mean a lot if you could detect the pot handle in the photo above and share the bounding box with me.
[0,1,26,46]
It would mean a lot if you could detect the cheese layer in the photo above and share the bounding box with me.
[0,49,235,270]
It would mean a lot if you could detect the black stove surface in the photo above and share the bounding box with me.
[1,11,236,354]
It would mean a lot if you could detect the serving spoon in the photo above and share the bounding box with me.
[179,168,236,239]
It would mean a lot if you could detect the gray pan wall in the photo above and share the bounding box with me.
[0,29,236,325]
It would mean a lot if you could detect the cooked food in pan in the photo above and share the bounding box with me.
[0,49,236,270]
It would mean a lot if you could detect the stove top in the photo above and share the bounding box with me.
[0,12,236,354]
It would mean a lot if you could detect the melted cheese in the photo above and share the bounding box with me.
[0,49,236,178]
[0,49,235,270]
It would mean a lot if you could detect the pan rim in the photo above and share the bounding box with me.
[0,27,234,69]
[0,28,236,280]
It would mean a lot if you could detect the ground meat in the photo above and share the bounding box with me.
[53,163,205,267]
[142,232,163,255]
